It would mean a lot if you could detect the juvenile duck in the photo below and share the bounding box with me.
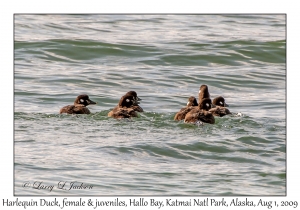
[59,94,96,114]
[184,98,215,124]
[198,84,210,102]
[108,95,138,119]
[124,91,143,112]
[174,96,198,121]
[209,96,231,117]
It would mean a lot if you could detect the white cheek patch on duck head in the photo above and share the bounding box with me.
[126,99,130,102]
[220,101,223,105]
[80,99,84,103]
[206,103,209,108]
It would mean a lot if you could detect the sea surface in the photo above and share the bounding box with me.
[14,14,286,196]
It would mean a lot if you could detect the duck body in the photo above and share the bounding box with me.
[60,105,92,114]
[60,94,96,114]
[184,108,215,124]
[209,106,231,117]
[109,107,138,119]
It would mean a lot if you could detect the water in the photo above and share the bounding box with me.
[14,14,286,195]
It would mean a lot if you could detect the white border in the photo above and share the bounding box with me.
[3,0,299,209]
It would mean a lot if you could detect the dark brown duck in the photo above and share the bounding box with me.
[108,91,143,116]
[174,96,198,121]
[59,94,96,114]
[209,96,231,117]
[124,91,143,112]
[108,95,138,119]
[184,98,215,124]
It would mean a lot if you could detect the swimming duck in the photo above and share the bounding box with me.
[59,94,96,114]
[124,91,143,112]
[174,96,198,121]
[184,98,215,124]
[209,96,231,117]
[108,95,138,119]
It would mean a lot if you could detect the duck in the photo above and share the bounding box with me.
[59,94,96,114]
[124,91,143,112]
[198,84,210,102]
[209,96,231,117]
[108,91,143,115]
[108,95,138,119]
[184,98,215,124]
[174,96,198,121]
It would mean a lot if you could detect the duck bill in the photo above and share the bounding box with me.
[88,99,97,105]
[135,96,142,104]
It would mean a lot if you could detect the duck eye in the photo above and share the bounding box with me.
[80,99,84,103]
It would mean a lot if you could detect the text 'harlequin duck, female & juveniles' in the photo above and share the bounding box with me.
[198,84,210,102]
[108,94,138,119]
[59,94,97,114]
[209,96,231,117]
[184,98,215,124]
[174,96,198,121]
